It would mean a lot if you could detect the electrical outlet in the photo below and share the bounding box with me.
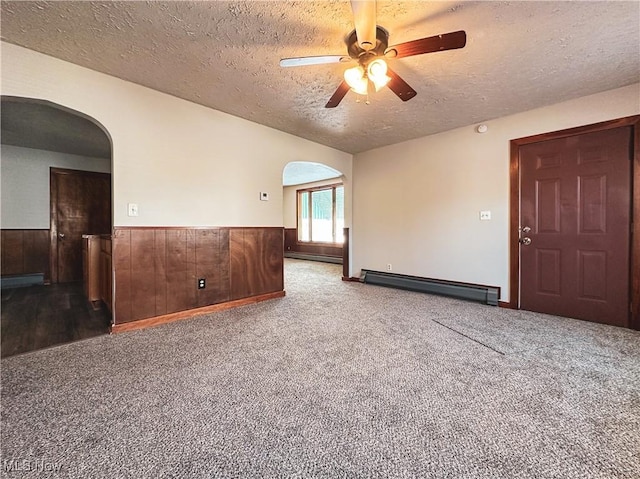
[480,210,491,221]
[260,192,269,201]
[198,278,206,289]
[387,264,392,271]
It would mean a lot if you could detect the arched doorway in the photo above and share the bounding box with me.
[1,96,113,356]
[282,161,347,278]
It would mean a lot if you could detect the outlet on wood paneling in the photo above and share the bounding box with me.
[112,227,282,324]
[195,229,230,307]
[284,228,297,251]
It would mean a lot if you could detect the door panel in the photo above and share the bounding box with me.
[520,127,631,327]
[536,178,561,233]
[535,248,561,295]
[52,169,111,283]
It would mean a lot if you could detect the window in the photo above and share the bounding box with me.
[297,184,344,244]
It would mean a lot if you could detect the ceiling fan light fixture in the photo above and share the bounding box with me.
[371,75,391,92]
[344,65,368,95]
[280,1,467,109]
[367,58,391,91]
[367,58,387,76]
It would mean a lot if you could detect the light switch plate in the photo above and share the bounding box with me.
[128,203,139,217]
[480,210,491,221]
[260,192,269,201]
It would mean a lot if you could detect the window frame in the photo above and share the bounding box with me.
[296,182,344,245]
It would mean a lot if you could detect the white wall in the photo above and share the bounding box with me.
[1,145,111,229]
[282,177,343,229]
[0,42,353,228]
[352,83,640,302]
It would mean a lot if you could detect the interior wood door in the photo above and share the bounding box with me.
[519,127,632,327]
[51,168,111,283]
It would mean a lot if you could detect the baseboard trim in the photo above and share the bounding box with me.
[285,252,342,264]
[498,301,515,309]
[111,290,286,334]
[341,276,362,282]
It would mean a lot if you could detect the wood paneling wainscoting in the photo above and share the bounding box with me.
[111,227,284,328]
[230,228,283,300]
[284,229,297,253]
[284,228,343,257]
[1,229,50,282]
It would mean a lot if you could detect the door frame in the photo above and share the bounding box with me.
[509,115,640,330]
[50,167,112,283]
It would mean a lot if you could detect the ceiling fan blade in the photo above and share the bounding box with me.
[386,68,417,102]
[325,81,351,108]
[351,0,377,51]
[280,55,351,68]
[386,30,466,59]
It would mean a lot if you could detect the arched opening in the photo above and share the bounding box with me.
[1,96,113,357]
[282,161,347,282]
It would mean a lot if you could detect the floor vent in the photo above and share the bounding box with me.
[1,273,45,289]
[284,252,342,264]
[361,269,499,306]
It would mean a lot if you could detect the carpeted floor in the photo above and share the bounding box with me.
[1,259,639,478]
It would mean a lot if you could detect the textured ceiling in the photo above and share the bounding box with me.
[1,1,639,154]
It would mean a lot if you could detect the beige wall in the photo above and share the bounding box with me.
[282,178,344,229]
[1,145,111,229]
[1,42,352,228]
[352,83,640,302]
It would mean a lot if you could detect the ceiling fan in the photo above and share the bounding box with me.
[280,1,466,108]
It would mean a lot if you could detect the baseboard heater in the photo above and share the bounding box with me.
[284,252,342,264]
[361,269,499,306]
[1,273,45,289]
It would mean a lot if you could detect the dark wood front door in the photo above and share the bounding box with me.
[51,168,111,283]
[519,127,632,327]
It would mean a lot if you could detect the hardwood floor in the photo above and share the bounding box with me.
[1,282,111,358]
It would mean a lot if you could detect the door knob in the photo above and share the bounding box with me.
[522,226,531,233]
[59,233,65,239]
[519,237,531,245]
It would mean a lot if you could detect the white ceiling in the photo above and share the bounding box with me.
[1,1,638,154]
